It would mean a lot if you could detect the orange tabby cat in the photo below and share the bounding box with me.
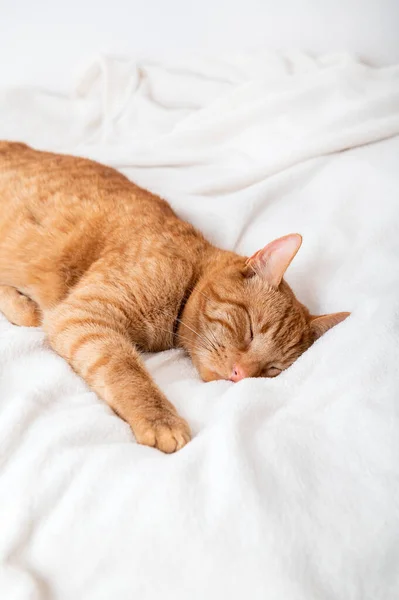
[0,142,349,452]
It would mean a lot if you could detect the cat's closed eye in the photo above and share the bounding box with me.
[264,366,282,377]
[249,321,254,341]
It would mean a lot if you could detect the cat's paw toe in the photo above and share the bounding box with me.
[135,413,191,453]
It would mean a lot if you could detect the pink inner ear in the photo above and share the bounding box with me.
[247,233,302,287]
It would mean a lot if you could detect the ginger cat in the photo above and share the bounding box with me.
[0,142,349,452]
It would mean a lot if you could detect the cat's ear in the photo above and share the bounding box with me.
[245,233,302,287]
[310,312,350,340]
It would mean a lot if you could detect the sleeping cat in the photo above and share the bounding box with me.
[0,142,349,452]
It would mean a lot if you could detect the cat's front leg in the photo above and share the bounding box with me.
[42,285,191,453]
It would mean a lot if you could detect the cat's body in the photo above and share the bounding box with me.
[0,142,349,452]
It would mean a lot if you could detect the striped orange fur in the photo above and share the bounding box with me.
[0,142,349,452]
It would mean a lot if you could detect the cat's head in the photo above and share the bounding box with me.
[180,234,349,382]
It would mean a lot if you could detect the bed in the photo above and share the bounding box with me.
[0,48,399,599]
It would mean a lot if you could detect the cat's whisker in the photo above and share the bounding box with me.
[175,317,215,350]
[192,286,212,303]
[149,288,219,354]
[153,324,209,353]
[148,306,211,353]
[181,317,218,352]
[178,319,219,354]
[202,322,219,349]
[186,286,222,350]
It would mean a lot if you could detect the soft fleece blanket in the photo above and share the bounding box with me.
[0,52,399,600]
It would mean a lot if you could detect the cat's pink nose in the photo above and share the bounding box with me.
[230,364,246,382]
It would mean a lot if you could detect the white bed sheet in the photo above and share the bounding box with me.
[0,52,399,600]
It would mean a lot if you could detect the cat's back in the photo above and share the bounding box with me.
[0,141,171,219]
[0,141,184,246]
[0,142,208,308]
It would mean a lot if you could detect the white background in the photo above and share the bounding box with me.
[1,0,399,89]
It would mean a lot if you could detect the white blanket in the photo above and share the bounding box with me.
[1,52,399,600]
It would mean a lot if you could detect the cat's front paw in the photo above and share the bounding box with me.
[133,411,191,453]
